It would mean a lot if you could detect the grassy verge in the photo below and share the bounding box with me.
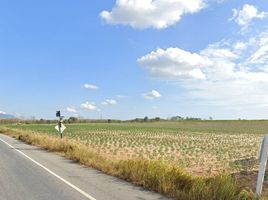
[0,127,257,200]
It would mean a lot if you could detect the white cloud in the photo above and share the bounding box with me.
[233,42,247,51]
[138,48,212,80]
[143,90,162,99]
[80,102,98,111]
[230,4,267,29]
[100,0,206,29]
[248,32,268,65]
[201,45,238,60]
[84,84,98,90]
[0,111,6,115]
[140,29,268,109]
[101,99,117,105]
[66,107,77,113]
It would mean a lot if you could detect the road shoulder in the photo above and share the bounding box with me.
[0,134,170,200]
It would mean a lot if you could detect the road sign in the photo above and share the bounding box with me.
[55,124,66,134]
[56,111,61,117]
[256,134,268,196]
[56,110,65,138]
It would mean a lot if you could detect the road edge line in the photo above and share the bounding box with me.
[0,136,97,200]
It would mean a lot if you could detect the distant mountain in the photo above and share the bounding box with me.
[0,113,16,119]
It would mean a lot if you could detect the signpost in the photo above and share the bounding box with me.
[256,134,268,197]
[55,111,65,138]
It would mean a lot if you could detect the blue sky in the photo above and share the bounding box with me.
[0,0,268,120]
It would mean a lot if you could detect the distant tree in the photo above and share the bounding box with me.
[144,116,149,122]
[68,117,78,123]
[155,117,160,121]
[170,116,184,121]
[209,116,213,120]
[185,117,202,121]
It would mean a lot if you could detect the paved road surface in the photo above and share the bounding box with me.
[0,134,170,200]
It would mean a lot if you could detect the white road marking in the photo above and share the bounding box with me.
[0,137,97,200]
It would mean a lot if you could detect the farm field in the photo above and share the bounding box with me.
[4,120,268,176]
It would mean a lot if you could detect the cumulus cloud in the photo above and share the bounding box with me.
[80,102,98,111]
[143,90,162,99]
[188,38,268,107]
[100,0,206,29]
[138,48,212,80]
[230,4,267,29]
[84,84,98,90]
[66,107,77,113]
[101,99,117,105]
[140,29,268,109]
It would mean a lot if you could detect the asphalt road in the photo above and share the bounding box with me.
[0,134,170,200]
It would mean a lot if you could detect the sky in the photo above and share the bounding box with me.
[0,0,268,120]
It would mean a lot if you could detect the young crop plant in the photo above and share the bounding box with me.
[3,120,268,197]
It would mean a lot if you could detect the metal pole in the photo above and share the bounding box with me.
[256,134,268,197]
[59,117,62,139]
